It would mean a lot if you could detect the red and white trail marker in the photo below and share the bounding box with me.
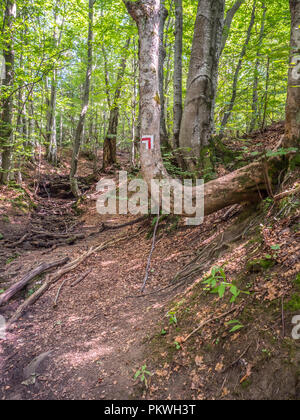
[141,135,154,150]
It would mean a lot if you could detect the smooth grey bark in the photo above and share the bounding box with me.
[158,0,168,147]
[250,2,266,133]
[0,1,16,185]
[124,0,166,182]
[178,0,225,172]
[131,39,139,167]
[285,0,300,148]
[219,0,256,137]
[173,0,183,149]
[70,0,93,197]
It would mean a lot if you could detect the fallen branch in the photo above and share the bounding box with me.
[53,278,69,308]
[70,268,92,288]
[4,233,29,249]
[0,257,69,307]
[274,185,300,201]
[102,216,146,231]
[7,229,144,327]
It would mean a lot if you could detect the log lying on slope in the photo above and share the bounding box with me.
[203,159,279,215]
[0,257,69,307]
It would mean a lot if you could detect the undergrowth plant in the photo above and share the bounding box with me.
[134,365,152,388]
[202,266,249,303]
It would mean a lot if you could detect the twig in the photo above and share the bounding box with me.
[53,278,69,307]
[182,306,240,343]
[102,216,146,231]
[4,233,29,248]
[221,343,252,373]
[70,269,92,287]
[274,185,300,201]
[141,215,160,293]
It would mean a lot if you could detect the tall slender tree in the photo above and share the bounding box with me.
[173,0,183,150]
[70,0,94,197]
[250,1,267,133]
[219,0,256,137]
[102,38,130,169]
[158,0,168,148]
[0,1,16,185]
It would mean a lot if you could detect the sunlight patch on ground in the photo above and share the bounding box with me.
[60,345,114,367]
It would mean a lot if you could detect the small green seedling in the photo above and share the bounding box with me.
[134,365,152,388]
[167,311,177,325]
[174,341,181,350]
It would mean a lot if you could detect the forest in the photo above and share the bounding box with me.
[0,0,299,402]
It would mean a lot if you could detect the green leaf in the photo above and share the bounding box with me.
[218,283,226,298]
[134,370,141,380]
[229,325,244,333]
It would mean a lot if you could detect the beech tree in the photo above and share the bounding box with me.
[173,0,182,149]
[178,0,225,172]
[0,1,16,185]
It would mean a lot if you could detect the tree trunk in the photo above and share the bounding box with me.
[46,70,58,165]
[173,0,183,150]
[250,2,266,133]
[261,56,270,130]
[285,0,300,148]
[158,0,168,148]
[70,0,94,197]
[0,1,16,185]
[102,38,130,169]
[178,0,225,172]
[220,1,256,137]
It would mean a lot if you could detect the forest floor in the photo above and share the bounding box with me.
[0,123,299,400]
